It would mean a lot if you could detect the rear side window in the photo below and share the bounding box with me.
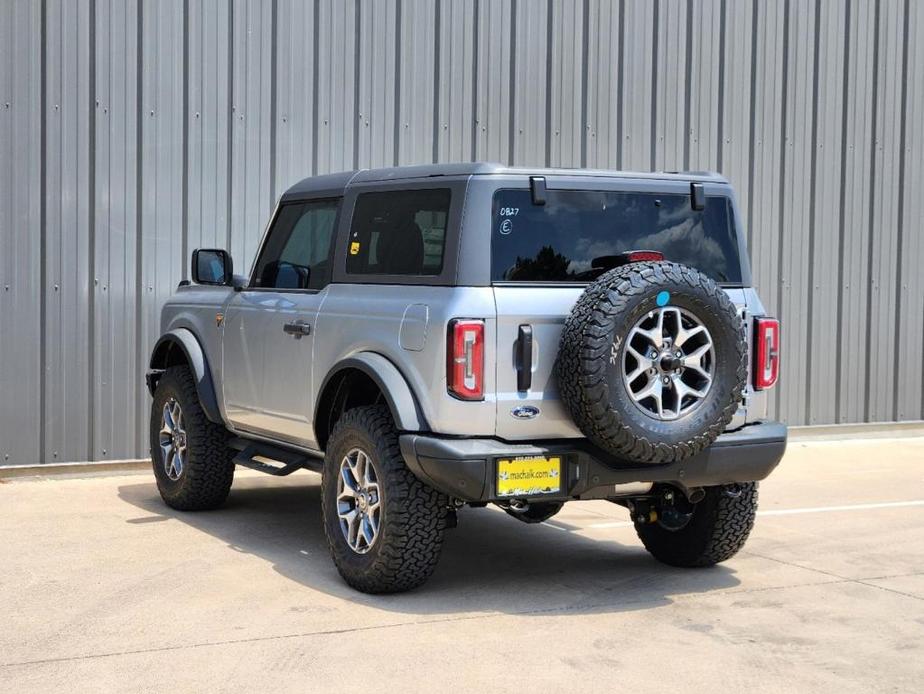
[491,189,742,284]
[346,189,451,276]
[252,199,339,290]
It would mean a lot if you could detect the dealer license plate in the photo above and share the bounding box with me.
[496,456,562,497]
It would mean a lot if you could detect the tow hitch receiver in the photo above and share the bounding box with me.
[628,485,699,530]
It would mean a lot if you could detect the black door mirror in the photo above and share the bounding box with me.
[192,248,233,285]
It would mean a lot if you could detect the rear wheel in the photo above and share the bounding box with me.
[150,365,234,511]
[321,405,449,593]
[635,482,758,567]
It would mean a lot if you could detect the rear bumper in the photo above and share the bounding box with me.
[399,421,787,503]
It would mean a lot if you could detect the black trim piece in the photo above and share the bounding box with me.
[400,421,787,502]
[315,354,429,434]
[147,329,223,424]
[690,182,705,210]
[529,176,547,205]
[516,324,533,392]
[229,436,322,476]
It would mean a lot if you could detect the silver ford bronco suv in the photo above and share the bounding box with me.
[146,163,785,594]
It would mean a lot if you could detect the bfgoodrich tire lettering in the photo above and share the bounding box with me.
[557,261,747,465]
[321,405,449,594]
[150,365,234,511]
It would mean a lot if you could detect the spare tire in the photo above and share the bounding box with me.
[557,261,747,465]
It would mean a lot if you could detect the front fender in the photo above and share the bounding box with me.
[319,353,428,433]
[147,328,223,425]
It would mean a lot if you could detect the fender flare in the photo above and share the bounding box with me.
[317,353,428,433]
[147,328,223,424]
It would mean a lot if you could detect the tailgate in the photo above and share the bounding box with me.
[493,286,584,440]
[493,285,753,440]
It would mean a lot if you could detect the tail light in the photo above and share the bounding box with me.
[448,319,485,400]
[754,317,780,390]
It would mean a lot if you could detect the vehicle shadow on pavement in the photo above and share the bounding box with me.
[118,474,741,615]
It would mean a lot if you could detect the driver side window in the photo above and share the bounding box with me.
[252,199,339,290]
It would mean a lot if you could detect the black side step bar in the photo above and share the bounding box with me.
[229,437,323,477]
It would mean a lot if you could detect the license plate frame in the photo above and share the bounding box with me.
[495,455,563,498]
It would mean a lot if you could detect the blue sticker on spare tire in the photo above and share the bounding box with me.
[656,290,670,306]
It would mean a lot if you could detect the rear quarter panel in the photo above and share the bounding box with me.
[313,284,499,437]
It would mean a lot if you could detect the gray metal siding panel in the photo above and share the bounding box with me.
[0,0,42,465]
[838,0,876,423]
[397,0,436,166]
[652,0,686,171]
[435,0,475,163]
[686,0,722,172]
[548,0,583,168]
[583,0,620,169]
[806,0,847,425]
[776,0,814,426]
[897,0,924,421]
[187,0,232,252]
[865,0,904,423]
[314,0,356,175]
[275,0,317,195]
[357,0,397,168]
[43,0,92,463]
[230,0,272,269]
[2,0,924,465]
[510,0,549,167]
[620,0,654,169]
[92,0,141,460]
[473,0,512,162]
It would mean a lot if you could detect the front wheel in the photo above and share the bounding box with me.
[321,405,449,594]
[635,482,758,567]
[150,365,235,511]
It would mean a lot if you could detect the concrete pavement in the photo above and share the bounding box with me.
[1,437,923,692]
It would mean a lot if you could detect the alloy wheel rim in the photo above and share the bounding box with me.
[336,448,382,554]
[158,398,187,481]
[620,306,715,421]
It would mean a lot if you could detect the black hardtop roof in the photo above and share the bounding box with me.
[281,162,728,199]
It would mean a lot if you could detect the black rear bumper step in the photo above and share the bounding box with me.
[229,437,322,476]
[399,421,787,503]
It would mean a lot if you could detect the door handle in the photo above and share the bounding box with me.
[283,320,311,339]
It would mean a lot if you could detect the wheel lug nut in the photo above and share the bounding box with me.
[662,377,670,385]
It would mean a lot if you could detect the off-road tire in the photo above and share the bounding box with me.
[636,483,758,567]
[557,261,747,465]
[321,405,449,594]
[150,365,234,511]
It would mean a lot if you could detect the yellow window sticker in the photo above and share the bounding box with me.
[350,241,361,255]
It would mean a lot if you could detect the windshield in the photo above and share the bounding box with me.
[491,189,743,284]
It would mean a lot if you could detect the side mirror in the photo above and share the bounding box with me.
[192,248,233,285]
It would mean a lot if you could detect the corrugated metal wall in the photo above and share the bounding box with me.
[1,0,922,466]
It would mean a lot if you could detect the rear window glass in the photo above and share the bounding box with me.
[346,189,451,276]
[491,189,742,284]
